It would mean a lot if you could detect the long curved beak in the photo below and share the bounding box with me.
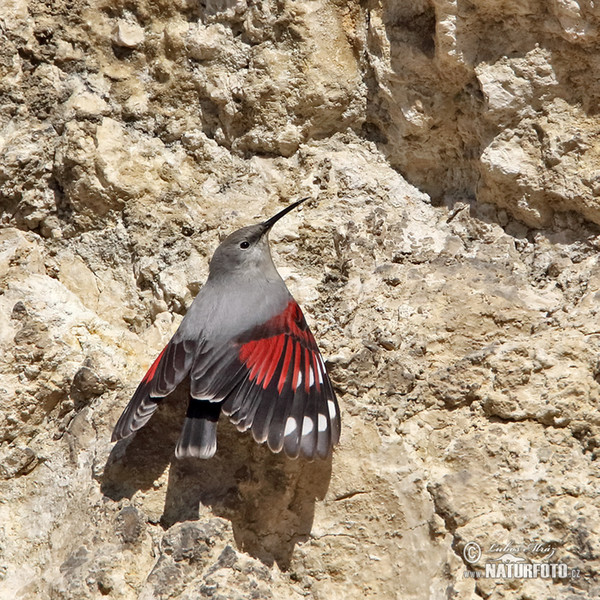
[261,197,309,232]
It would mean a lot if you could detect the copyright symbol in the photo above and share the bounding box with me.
[463,541,482,564]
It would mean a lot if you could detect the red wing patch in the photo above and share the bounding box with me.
[113,338,194,442]
[224,299,340,460]
[238,301,324,394]
[142,346,167,383]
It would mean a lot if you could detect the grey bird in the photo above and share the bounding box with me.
[112,198,340,459]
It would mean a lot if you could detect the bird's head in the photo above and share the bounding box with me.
[208,198,307,280]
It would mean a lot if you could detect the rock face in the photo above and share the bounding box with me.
[1,0,600,598]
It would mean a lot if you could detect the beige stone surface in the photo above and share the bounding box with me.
[1,0,600,599]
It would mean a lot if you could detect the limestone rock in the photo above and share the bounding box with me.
[1,1,600,599]
[112,20,145,49]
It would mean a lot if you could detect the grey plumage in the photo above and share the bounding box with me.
[112,198,341,459]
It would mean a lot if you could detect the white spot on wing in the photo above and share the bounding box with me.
[295,371,303,389]
[328,400,336,419]
[317,361,324,383]
[309,367,314,387]
[284,417,297,436]
[318,413,327,432]
[302,416,314,436]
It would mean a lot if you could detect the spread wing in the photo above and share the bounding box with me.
[220,300,340,459]
[113,300,341,460]
[111,337,196,442]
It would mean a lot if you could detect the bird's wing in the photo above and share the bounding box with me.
[205,300,341,459]
[113,300,341,459]
[111,337,196,442]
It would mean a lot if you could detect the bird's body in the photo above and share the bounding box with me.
[112,199,340,459]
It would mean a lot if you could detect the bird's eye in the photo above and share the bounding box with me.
[240,241,250,249]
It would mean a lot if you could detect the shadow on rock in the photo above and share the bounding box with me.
[162,417,332,570]
[101,387,332,570]
[100,385,188,501]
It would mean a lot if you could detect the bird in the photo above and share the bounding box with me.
[112,198,340,460]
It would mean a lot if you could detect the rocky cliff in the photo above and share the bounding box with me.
[1,0,599,598]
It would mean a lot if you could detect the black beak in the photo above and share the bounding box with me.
[261,197,309,232]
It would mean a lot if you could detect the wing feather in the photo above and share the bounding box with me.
[111,337,195,441]
[220,300,340,459]
[113,298,341,460]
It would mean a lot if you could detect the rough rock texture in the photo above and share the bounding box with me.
[1,0,600,598]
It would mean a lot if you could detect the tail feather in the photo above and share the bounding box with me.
[175,400,221,459]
